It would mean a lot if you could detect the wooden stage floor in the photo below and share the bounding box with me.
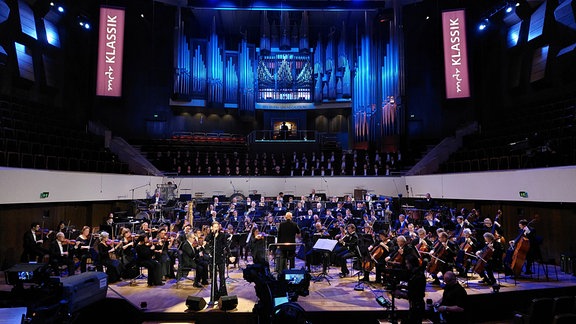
[101,258,576,324]
[1,257,575,323]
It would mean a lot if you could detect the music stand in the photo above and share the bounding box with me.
[311,239,337,285]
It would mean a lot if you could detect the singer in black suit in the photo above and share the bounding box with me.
[205,221,229,300]
[277,212,301,273]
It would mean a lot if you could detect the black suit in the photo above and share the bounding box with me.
[179,240,207,285]
[333,231,359,275]
[206,231,229,300]
[49,240,76,276]
[277,219,301,273]
[22,230,47,262]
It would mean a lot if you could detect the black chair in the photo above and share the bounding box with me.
[514,297,554,324]
[552,296,575,316]
[175,252,195,289]
[553,313,576,324]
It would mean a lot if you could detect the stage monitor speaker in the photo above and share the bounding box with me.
[186,296,206,311]
[219,295,238,310]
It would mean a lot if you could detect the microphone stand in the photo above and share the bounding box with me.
[210,231,218,305]
[225,235,238,283]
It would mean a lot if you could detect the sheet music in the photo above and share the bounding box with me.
[312,238,338,252]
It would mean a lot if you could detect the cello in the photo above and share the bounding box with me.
[426,243,447,274]
[473,243,494,275]
[363,243,388,271]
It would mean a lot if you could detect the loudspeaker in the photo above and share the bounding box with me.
[186,296,206,311]
[218,295,238,310]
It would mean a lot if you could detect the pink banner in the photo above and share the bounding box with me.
[96,7,125,97]
[442,10,471,99]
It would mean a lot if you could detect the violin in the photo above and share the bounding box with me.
[106,239,120,246]
[62,239,77,245]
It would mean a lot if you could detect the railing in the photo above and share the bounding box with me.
[247,130,317,143]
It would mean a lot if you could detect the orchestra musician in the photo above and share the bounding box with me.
[453,216,472,239]
[475,232,502,286]
[75,226,93,273]
[193,229,210,286]
[368,230,394,285]
[427,231,457,286]
[118,228,139,280]
[404,223,418,244]
[385,235,417,270]
[455,228,478,278]
[305,222,331,272]
[155,227,176,280]
[97,231,123,283]
[412,228,432,266]
[422,211,441,234]
[249,227,269,269]
[506,218,538,276]
[49,232,76,276]
[179,232,205,288]
[205,221,229,300]
[262,214,278,236]
[134,234,164,286]
[293,201,306,218]
[334,223,359,278]
[359,224,376,282]
[22,222,48,262]
[137,222,157,238]
[322,209,336,229]
[393,214,410,235]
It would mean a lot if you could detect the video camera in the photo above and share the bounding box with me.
[244,265,311,323]
[4,263,51,289]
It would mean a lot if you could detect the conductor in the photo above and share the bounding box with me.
[277,212,300,274]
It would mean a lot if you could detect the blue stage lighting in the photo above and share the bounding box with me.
[478,19,489,31]
[57,6,64,13]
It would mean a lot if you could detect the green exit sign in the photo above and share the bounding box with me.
[40,192,49,199]
[519,191,528,198]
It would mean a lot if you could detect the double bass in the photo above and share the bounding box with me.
[509,236,530,276]
[504,219,533,276]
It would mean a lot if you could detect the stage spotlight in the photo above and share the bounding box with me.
[57,6,64,13]
[506,6,513,13]
[478,19,489,31]
[219,295,238,311]
[186,296,207,311]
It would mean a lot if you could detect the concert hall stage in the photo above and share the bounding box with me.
[90,259,576,323]
[2,259,575,324]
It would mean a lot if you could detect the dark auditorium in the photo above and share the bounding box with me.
[1,0,576,323]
